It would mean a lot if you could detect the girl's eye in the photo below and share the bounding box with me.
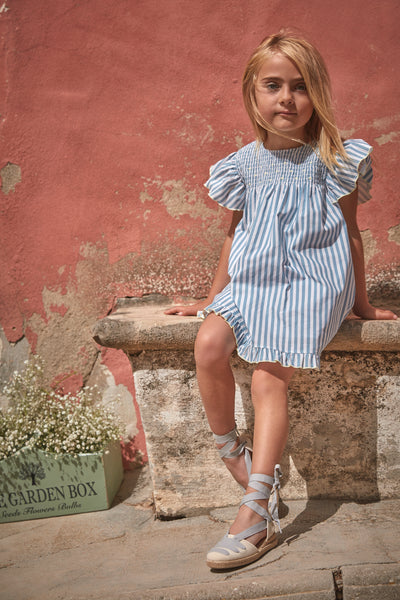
[295,83,307,92]
[265,82,280,91]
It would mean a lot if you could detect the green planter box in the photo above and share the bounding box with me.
[0,441,123,523]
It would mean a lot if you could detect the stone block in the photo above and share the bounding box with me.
[131,349,400,516]
[93,297,400,517]
[342,563,400,600]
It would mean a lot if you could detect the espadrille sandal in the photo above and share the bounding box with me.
[213,426,252,488]
[206,466,282,570]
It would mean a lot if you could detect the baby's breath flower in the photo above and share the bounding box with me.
[0,357,122,459]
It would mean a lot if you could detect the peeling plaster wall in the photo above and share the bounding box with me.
[0,0,399,463]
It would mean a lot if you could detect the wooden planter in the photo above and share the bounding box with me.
[0,441,123,523]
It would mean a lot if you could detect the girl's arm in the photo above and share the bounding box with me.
[339,189,397,320]
[164,210,243,316]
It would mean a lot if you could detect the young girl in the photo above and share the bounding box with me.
[165,31,397,570]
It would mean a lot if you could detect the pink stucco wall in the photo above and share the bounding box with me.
[0,0,399,463]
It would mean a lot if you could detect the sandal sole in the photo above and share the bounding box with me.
[206,533,278,570]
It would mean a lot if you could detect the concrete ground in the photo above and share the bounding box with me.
[1,466,399,600]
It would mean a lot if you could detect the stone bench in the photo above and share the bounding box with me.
[93,295,400,518]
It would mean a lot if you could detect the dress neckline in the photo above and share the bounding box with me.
[261,142,308,154]
[259,142,316,164]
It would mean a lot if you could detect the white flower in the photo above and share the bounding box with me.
[0,357,122,459]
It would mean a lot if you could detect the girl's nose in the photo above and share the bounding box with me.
[279,85,294,104]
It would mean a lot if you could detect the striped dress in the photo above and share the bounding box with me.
[201,139,373,369]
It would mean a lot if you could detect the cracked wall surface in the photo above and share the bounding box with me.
[0,162,21,194]
[0,1,399,465]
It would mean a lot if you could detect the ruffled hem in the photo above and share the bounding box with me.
[204,151,246,211]
[237,345,320,370]
[326,139,373,205]
[198,291,321,370]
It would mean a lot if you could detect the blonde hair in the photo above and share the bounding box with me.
[242,31,347,169]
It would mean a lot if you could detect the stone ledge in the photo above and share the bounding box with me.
[93,294,400,354]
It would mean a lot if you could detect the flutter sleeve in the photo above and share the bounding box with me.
[204,152,246,210]
[326,139,373,205]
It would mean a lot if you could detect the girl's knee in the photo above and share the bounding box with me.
[194,317,235,368]
[195,330,227,368]
[251,362,294,398]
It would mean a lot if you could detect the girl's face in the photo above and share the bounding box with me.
[254,53,314,148]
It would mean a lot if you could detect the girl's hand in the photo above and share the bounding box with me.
[353,303,398,321]
[164,299,210,317]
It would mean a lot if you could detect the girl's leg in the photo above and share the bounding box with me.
[251,362,294,474]
[195,313,248,488]
[229,362,294,544]
[195,313,237,434]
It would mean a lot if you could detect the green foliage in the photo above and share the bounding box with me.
[0,359,122,460]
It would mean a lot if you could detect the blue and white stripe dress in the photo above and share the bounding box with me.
[201,139,373,369]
